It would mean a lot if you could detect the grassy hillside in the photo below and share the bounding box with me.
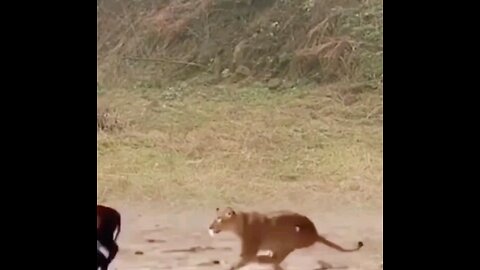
[97,0,383,209]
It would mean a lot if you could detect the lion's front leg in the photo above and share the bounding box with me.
[229,256,251,270]
[229,239,259,270]
[229,251,258,270]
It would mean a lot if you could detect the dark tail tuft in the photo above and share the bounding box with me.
[316,235,364,252]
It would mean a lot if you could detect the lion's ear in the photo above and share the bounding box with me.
[231,210,236,216]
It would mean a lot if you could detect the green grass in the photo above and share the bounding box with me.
[97,0,383,210]
[97,83,382,209]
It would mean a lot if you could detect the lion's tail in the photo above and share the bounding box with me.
[316,235,364,252]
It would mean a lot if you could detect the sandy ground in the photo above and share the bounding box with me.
[105,204,382,270]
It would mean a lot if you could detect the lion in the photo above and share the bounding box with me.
[208,207,363,270]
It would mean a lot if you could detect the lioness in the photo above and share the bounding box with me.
[208,207,363,270]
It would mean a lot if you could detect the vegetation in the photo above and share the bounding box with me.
[97,0,383,210]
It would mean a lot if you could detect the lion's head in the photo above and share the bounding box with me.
[208,207,239,236]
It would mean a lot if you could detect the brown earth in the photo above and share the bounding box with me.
[105,203,382,270]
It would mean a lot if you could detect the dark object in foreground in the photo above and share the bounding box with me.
[97,204,122,270]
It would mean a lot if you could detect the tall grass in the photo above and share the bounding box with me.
[97,0,383,210]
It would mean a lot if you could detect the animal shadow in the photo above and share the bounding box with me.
[162,245,232,253]
[195,260,222,267]
[314,260,349,270]
[146,238,167,243]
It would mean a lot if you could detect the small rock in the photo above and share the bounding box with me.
[235,65,251,77]
[267,78,282,90]
[134,251,144,255]
[179,81,188,89]
[283,80,295,89]
[148,100,159,109]
[349,183,361,191]
[221,68,231,78]
[343,94,358,106]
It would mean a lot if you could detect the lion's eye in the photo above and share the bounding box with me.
[226,212,232,217]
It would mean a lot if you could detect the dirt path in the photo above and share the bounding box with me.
[105,204,382,270]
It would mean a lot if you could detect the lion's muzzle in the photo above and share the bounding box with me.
[208,225,221,237]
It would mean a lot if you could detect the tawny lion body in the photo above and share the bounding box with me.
[209,207,363,270]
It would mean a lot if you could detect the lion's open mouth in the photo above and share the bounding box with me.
[208,228,220,236]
